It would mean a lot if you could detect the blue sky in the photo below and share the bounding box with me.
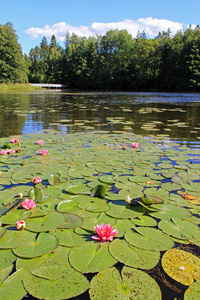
[1,0,200,54]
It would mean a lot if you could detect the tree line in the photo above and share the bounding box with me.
[1,22,200,91]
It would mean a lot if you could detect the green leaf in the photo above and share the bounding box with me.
[69,242,117,273]
[28,187,43,202]
[0,264,13,283]
[0,228,36,249]
[158,217,200,240]
[109,239,160,269]
[25,212,65,232]
[89,266,161,300]
[23,265,89,300]
[0,269,27,300]
[185,280,200,300]
[125,227,174,251]
[12,233,58,258]
[91,184,106,199]
[162,249,200,285]
[50,229,87,247]
[0,249,16,271]
[48,174,60,186]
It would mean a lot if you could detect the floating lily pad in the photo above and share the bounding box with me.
[69,242,117,273]
[125,227,174,251]
[162,249,200,285]
[12,233,58,258]
[0,228,36,249]
[109,239,160,269]
[23,265,89,300]
[158,217,200,240]
[25,211,65,232]
[184,280,200,299]
[148,203,192,220]
[50,229,87,247]
[48,174,60,186]
[0,249,17,271]
[91,184,106,199]
[0,209,31,225]
[0,269,27,300]
[89,266,161,300]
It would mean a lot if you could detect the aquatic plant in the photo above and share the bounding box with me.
[0,131,199,299]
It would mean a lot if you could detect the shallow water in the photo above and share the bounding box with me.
[0,91,200,148]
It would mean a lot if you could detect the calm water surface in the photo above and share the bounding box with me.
[0,91,200,147]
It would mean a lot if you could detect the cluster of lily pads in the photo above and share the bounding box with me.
[0,130,200,300]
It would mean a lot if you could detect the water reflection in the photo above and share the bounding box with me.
[0,91,200,147]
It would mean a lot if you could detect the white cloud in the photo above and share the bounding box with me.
[25,17,186,42]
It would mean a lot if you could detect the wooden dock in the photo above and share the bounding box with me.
[30,83,67,89]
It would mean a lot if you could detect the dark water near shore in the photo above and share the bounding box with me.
[0,91,200,147]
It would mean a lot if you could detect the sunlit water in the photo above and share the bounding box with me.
[0,91,200,148]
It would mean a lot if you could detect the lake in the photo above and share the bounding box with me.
[0,91,200,148]
[0,91,200,300]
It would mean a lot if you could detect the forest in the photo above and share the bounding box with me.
[1,22,200,91]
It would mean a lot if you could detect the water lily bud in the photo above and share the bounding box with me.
[22,199,36,210]
[32,176,42,184]
[39,150,48,155]
[16,220,25,230]
[132,142,138,148]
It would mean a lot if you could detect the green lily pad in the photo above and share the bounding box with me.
[25,211,65,232]
[162,249,200,285]
[23,265,89,300]
[132,215,157,227]
[12,232,58,258]
[89,266,161,300]
[125,227,174,251]
[0,269,27,300]
[16,246,71,271]
[0,209,31,225]
[185,280,200,300]
[58,212,83,228]
[56,200,79,212]
[141,195,164,205]
[65,184,91,195]
[158,217,200,240]
[148,203,192,220]
[28,187,43,202]
[99,175,115,184]
[109,239,160,269]
[0,264,13,283]
[48,174,60,185]
[69,242,117,273]
[0,228,36,249]
[50,229,87,247]
[91,184,106,199]
[0,249,17,271]
[106,202,146,219]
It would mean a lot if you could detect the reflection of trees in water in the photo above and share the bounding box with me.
[0,94,29,138]
[0,92,200,143]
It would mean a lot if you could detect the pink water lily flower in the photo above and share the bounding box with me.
[7,149,15,154]
[33,176,42,184]
[36,140,43,145]
[22,199,36,210]
[92,223,118,244]
[16,220,25,230]
[132,142,138,148]
[10,138,19,143]
[0,150,7,155]
[40,150,48,155]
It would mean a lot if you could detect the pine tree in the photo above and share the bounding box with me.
[0,22,28,83]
